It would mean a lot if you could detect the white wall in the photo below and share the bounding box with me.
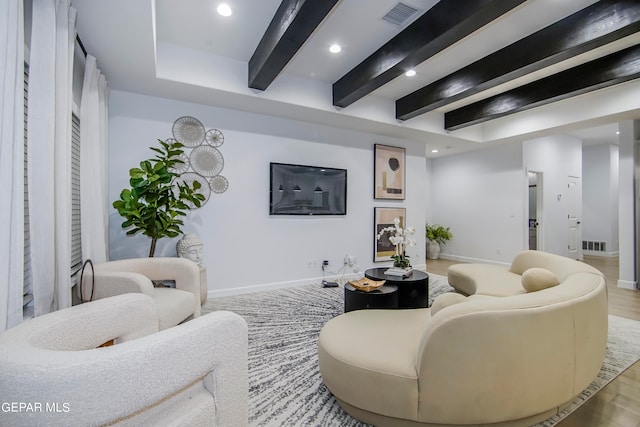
[618,121,637,289]
[582,144,619,255]
[610,143,621,255]
[430,142,525,265]
[523,134,582,258]
[108,91,427,296]
[430,133,585,265]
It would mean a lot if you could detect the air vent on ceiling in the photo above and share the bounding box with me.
[382,2,420,27]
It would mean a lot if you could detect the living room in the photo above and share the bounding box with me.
[2,0,640,426]
[99,0,640,296]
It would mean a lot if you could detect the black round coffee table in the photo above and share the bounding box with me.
[364,268,429,308]
[344,284,398,312]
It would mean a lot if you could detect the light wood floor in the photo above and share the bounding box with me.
[426,256,640,427]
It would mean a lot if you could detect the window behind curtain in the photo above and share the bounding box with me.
[71,36,86,277]
[70,113,82,274]
[23,62,33,319]
[23,65,83,320]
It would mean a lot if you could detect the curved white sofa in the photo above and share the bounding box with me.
[318,251,607,426]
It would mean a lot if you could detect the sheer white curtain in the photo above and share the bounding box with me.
[80,55,110,263]
[27,0,76,316]
[0,0,25,331]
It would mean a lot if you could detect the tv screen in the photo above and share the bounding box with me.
[270,162,347,215]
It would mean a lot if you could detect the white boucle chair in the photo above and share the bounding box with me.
[0,293,248,427]
[79,257,202,330]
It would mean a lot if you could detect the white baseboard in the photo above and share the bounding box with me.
[582,250,619,258]
[413,262,427,271]
[617,279,638,290]
[207,279,323,299]
[206,271,361,298]
[206,263,428,298]
[437,254,510,267]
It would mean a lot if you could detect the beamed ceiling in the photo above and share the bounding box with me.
[71,0,640,156]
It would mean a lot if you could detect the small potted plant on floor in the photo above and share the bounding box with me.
[425,224,452,260]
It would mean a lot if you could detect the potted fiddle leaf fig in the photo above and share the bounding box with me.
[113,139,205,257]
[425,224,453,260]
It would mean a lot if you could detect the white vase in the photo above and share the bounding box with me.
[426,240,441,260]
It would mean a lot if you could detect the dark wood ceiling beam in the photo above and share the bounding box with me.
[332,0,526,108]
[444,44,640,131]
[248,0,339,91]
[397,0,640,121]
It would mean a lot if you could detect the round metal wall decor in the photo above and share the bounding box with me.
[206,129,224,147]
[169,116,229,208]
[169,152,190,174]
[190,145,224,177]
[209,175,229,194]
[172,116,206,147]
[175,172,211,207]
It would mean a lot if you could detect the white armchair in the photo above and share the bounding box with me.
[0,293,248,427]
[80,257,202,330]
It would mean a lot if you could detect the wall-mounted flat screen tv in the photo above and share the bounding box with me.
[270,162,347,215]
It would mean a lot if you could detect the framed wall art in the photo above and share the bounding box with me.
[374,207,406,262]
[374,144,405,200]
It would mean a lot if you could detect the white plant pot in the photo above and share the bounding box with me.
[426,240,441,260]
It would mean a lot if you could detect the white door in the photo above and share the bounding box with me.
[567,176,582,260]
[527,171,543,251]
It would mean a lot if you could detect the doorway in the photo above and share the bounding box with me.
[528,171,543,251]
[567,175,583,260]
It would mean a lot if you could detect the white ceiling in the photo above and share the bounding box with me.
[70,0,634,155]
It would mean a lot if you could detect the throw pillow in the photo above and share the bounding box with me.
[431,293,467,316]
[521,267,559,292]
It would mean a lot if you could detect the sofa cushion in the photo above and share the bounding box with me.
[521,267,559,292]
[151,287,197,329]
[431,293,467,315]
[318,308,430,421]
[448,264,525,296]
[509,250,602,282]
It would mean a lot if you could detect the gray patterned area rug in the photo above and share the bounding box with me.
[201,274,640,427]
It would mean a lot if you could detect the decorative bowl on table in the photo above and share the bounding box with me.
[348,277,386,292]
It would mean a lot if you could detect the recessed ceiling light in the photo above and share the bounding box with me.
[405,69,416,77]
[616,131,620,135]
[431,149,439,153]
[329,44,342,54]
[217,3,232,16]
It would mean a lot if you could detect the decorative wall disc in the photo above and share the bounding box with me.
[168,152,190,174]
[209,175,229,194]
[206,129,224,147]
[168,115,228,208]
[190,145,224,177]
[172,116,205,147]
[174,172,211,207]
